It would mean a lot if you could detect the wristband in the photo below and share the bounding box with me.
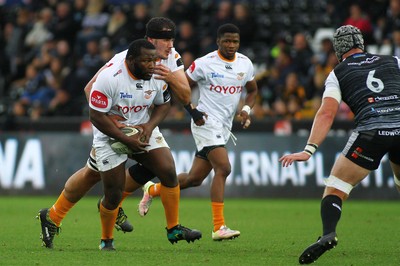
[184,103,203,122]
[241,105,251,115]
[394,176,400,186]
[303,143,318,156]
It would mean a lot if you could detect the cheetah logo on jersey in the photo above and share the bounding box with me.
[144,89,153,99]
[237,72,245,80]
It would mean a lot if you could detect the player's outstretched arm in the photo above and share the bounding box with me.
[279,151,311,167]
[138,101,171,143]
[279,97,339,167]
[90,108,148,152]
[154,65,191,105]
[183,73,207,126]
[239,79,258,129]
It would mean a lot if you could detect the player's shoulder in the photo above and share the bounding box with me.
[98,61,125,82]
[107,50,127,65]
[150,77,168,90]
[195,51,219,64]
[168,47,181,59]
[103,60,123,74]
[161,47,184,70]
[236,51,252,63]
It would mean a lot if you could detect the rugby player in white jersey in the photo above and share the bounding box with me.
[140,23,258,240]
[90,39,201,250]
[37,17,204,249]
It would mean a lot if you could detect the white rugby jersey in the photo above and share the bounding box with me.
[89,60,169,142]
[186,50,254,129]
[107,47,183,72]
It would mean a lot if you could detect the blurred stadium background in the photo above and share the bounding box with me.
[0,0,398,199]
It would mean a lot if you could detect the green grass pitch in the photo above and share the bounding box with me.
[1,196,399,266]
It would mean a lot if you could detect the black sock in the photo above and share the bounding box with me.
[320,195,342,235]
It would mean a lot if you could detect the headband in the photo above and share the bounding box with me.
[146,29,175,39]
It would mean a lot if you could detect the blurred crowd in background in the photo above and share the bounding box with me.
[0,0,397,123]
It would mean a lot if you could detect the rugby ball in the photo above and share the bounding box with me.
[110,127,140,154]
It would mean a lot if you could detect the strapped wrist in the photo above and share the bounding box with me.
[241,105,251,115]
[184,102,203,122]
[303,143,318,156]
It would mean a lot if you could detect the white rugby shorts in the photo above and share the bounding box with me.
[91,126,169,171]
[191,116,231,152]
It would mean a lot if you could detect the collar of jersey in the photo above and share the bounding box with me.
[217,50,236,62]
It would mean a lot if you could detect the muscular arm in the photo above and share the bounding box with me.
[138,101,171,143]
[279,97,339,167]
[84,65,108,101]
[243,79,258,108]
[238,79,258,129]
[186,73,197,88]
[307,97,339,146]
[85,64,126,128]
[89,108,131,143]
[183,73,207,125]
[146,101,171,130]
[167,69,191,105]
[154,66,191,105]
[89,108,148,152]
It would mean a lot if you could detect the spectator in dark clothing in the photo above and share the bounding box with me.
[382,0,400,43]
[201,0,232,54]
[128,3,151,41]
[175,20,199,57]
[5,8,31,81]
[51,2,77,46]
[291,32,314,97]
[12,64,55,119]
[232,2,256,51]
[106,6,131,52]
[161,0,199,26]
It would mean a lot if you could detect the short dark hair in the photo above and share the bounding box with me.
[217,23,240,38]
[145,17,176,38]
[126,39,155,59]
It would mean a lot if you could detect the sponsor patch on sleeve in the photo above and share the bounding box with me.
[163,88,171,102]
[176,58,183,67]
[188,61,196,73]
[90,90,108,108]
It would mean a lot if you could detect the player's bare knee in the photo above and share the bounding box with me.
[103,192,122,209]
[215,164,231,178]
[159,170,179,187]
[82,167,101,184]
[186,175,205,187]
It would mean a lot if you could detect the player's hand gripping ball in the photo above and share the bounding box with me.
[110,126,141,154]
